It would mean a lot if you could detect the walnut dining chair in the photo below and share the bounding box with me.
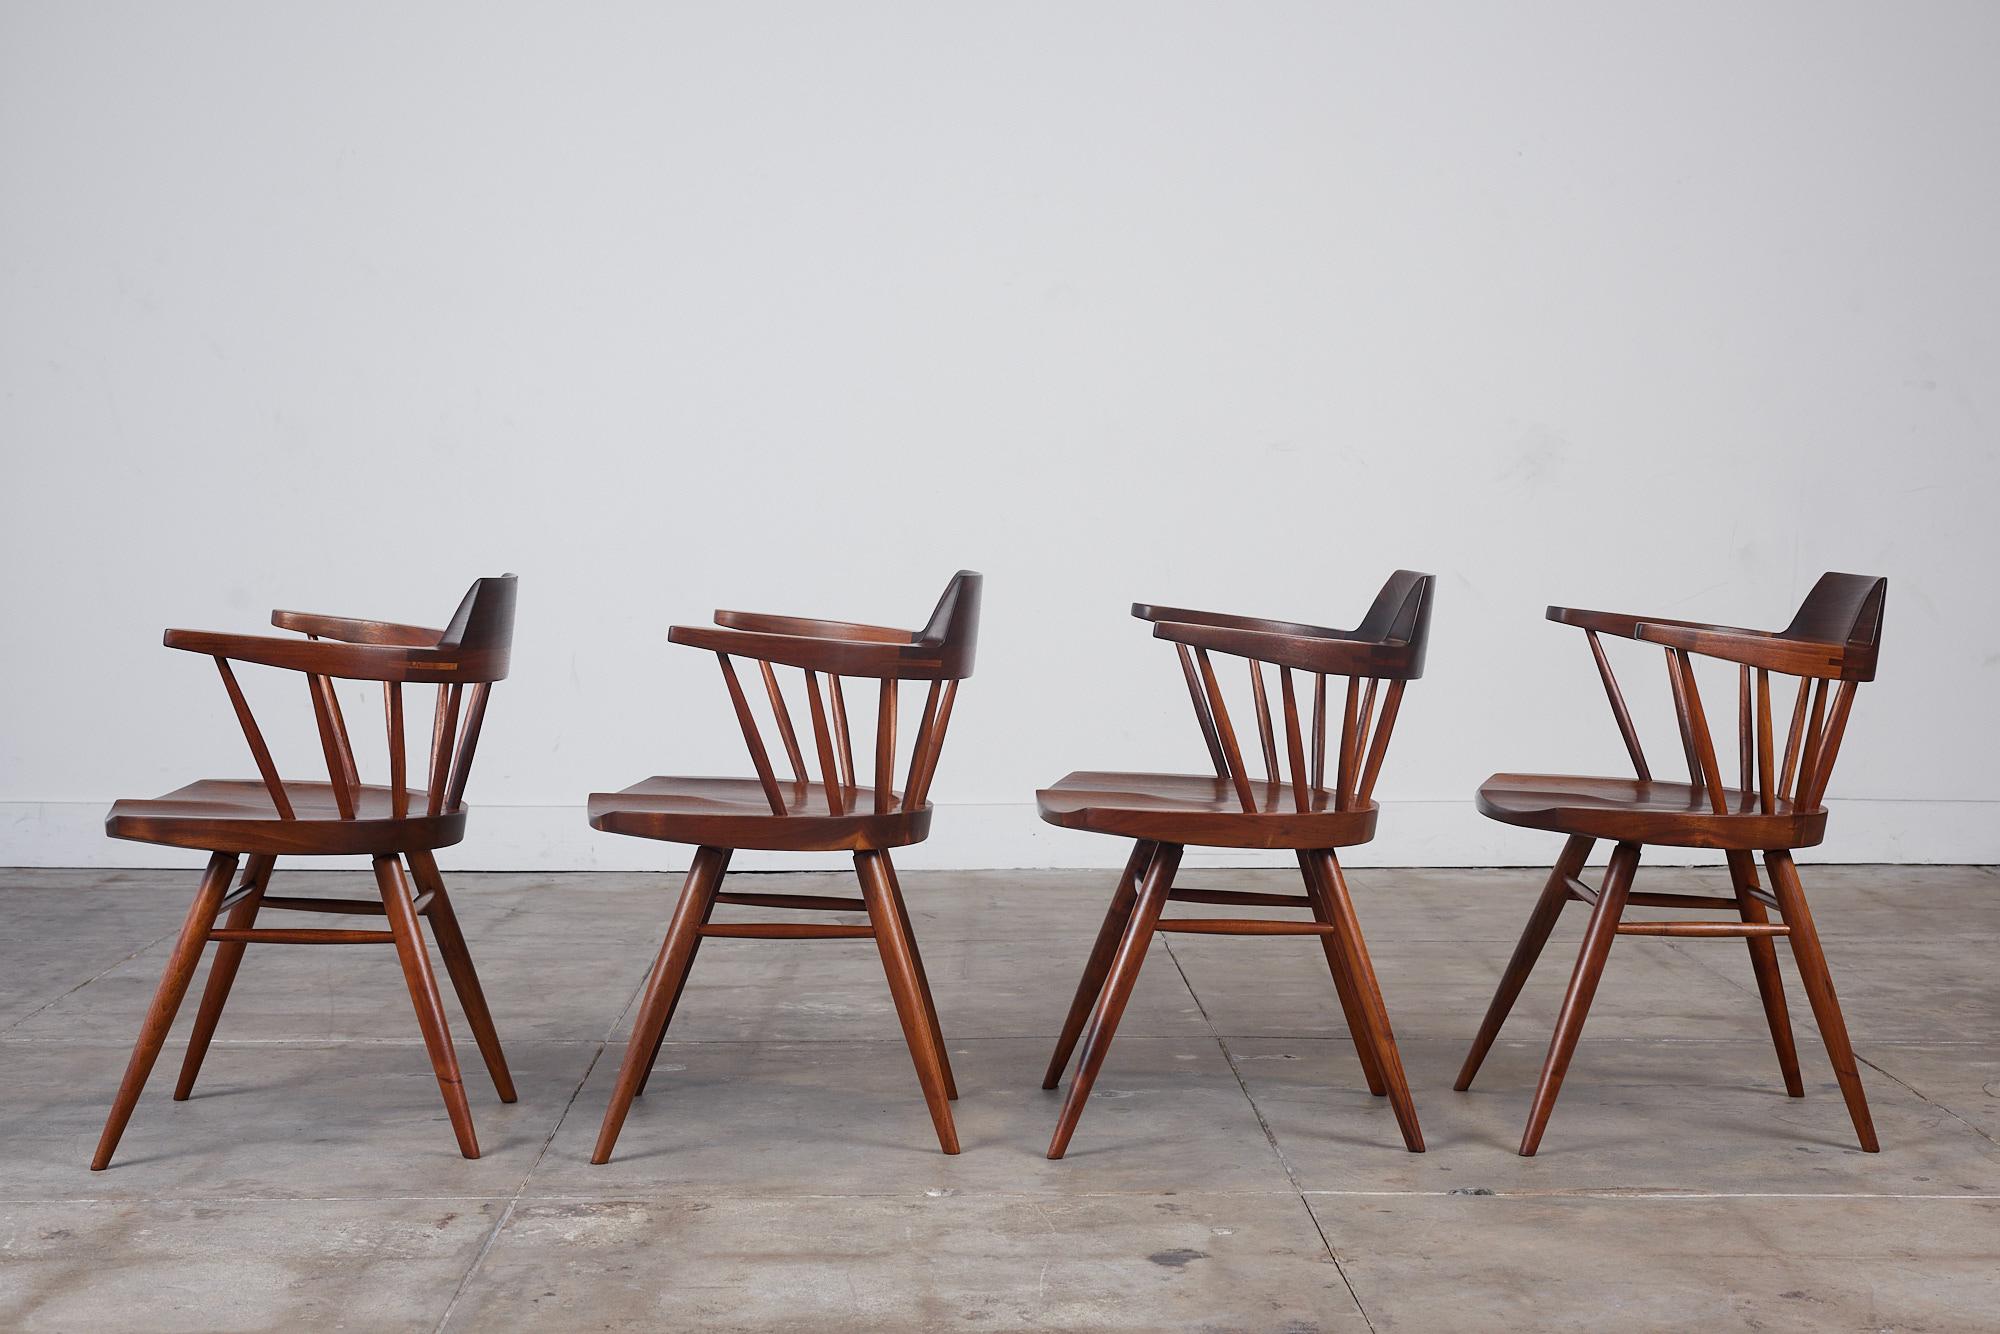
[1036,571,1435,1158]
[1457,573,1888,1156]
[587,571,981,1162]
[93,575,519,1169]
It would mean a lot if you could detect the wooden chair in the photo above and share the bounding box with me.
[1457,573,1888,1156]
[92,576,519,1169]
[1037,571,1435,1158]
[587,571,981,1162]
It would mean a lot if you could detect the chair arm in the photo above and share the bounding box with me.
[1132,603,1353,639]
[271,610,444,647]
[1151,621,1420,679]
[669,624,949,678]
[712,610,915,643]
[1633,622,1847,677]
[164,629,479,682]
[1547,605,1778,643]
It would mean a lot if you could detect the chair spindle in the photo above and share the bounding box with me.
[804,670,846,816]
[1738,665,1754,795]
[1248,660,1279,784]
[1310,672,1327,799]
[1354,679,1405,807]
[1280,667,1309,814]
[1335,677,1361,811]
[1194,648,1257,812]
[1586,629,1651,781]
[1795,678,1829,806]
[759,660,808,786]
[443,681,491,813]
[717,654,786,815]
[1176,642,1230,779]
[1671,650,1729,816]
[307,675,359,819]
[1755,669,1775,814]
[216,658,295,819]
[384,682,408,818]
[426,683,461,818]
[830,676,856,790]
[875,677,897,813]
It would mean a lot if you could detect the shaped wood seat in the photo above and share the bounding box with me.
[1476,774,1826,850]
[1037,771,1378,848]
[91,576,519,1171]
[588,572,981,1164]
[109,779,470,855]
[1037,571,1436,1159]
[589,777,930,851]
[1457,573,1888,1158]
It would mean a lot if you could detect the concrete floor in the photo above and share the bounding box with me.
[1,863,1995,1332]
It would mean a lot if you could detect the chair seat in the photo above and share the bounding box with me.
[1476,773,1827,850]
[1035,771,1379,849]
[588,776,933,851]
[105,779,467,855]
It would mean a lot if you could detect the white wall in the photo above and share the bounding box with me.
[3,2,1996,872]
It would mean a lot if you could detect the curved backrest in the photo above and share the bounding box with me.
[439,574,520,663]
[914,571,982,680]
[1351,569,1437,677]
[1780,573,1887,682]
[1136,571,1436,814]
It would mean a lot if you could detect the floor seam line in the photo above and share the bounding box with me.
[434,936,660,1328]
[0,925,180,1036]
[430,922,653,1326]
[432,1039,607,1332]
[1298,1188,2000,1200]
[1161,933,1378,1334]
[1855,1053,1999,1148]
[434,928,652,1334]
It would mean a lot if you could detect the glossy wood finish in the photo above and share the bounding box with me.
[1040,571,1435,1158]
[1476,775,1826,850]
[92,577,518,1170]
[1461,573,1886,1155]
[1037,773,1378,848]
[588,777,931,851]
[589,573,981,1163]
[108,780,469,855]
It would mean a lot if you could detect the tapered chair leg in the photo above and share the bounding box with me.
[1298,850,1388,1097]
[374,855,479,1160]
[404,850,516,1103]
[880,852,955,1100]
[1048,842,1184,1160]
[1519,840,1639,1156]
[92,851,240,1171]
[1726,849,1803,1098]
[1765,851,1878,1151]
[593,846,728,1164]
[1042,840,1154,1089]
[1456,835,1594,1091]
[173,853,274,1101]
[858,850,959,1153]
[636,848,729,1097]
[1310,851,1424,1152]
